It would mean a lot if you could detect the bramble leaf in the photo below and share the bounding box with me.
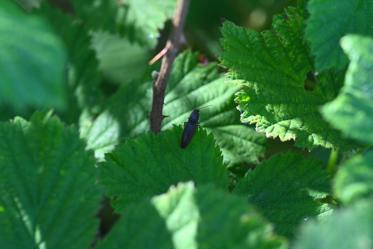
[82,52,266,165]
[0,112,101,249]
[79,110,120,161]
[15,0,41,10]
[97,182,287,249]
[220,8,351,150]
[79,76,150,161]
[294,199,373,249]
[0,1,66,111]
[306,0,373,71]
[234,153,331,238]
[334,151,373,204]
[91,31,150,84]
[162,53,266,165]
[322,35,373,144]
[100,127,229,211]
[71,0,119,32]
[71,0,176,48]
[208,125,266,166]
[123,0,177,47]
[37,4,104,115]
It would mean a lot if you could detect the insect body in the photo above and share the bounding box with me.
[180,109,200,148]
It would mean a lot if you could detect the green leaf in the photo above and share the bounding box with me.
[161,53,266,165]
[220,8,351,150]
[79,110,120,161]
[0,1,67,111]
[79,76,150,160]
[82,51,266,165]
[100,127,229,211]
[305,0,373,71]
[322,35,373,144]
[124,0,177,47]
[208,125,266,166]
[90,31,150,84]
[294,199,373,249]
[97,182,287,249]
[15,0,41,10]
[334,151,373,204]
[0,112,101,249]
[36,4,105,121]
[71,0,176,48]
[71,0,119,32]
[234,152,331,237]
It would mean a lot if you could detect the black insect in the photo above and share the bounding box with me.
[180,109,200,149]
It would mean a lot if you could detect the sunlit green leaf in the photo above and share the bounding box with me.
[220,7,351,150]
[97,182,287,249]
[334,151,373,204]
[79,110,120,161]
[322,35,373,144]
[294,199,373,249]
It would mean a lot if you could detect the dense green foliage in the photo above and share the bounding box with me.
[0,0,372,248]
[97,183,287,249]
[234,153,331,237]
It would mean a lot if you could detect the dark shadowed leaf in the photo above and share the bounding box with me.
[235,153,331,237]
[0,2,66,111]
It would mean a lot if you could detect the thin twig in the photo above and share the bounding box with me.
[150,0,190,133]
[149,47,168,65]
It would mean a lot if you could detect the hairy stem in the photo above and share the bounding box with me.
[150,0,190,133]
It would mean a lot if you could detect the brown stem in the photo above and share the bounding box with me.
[150,0,190,133]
